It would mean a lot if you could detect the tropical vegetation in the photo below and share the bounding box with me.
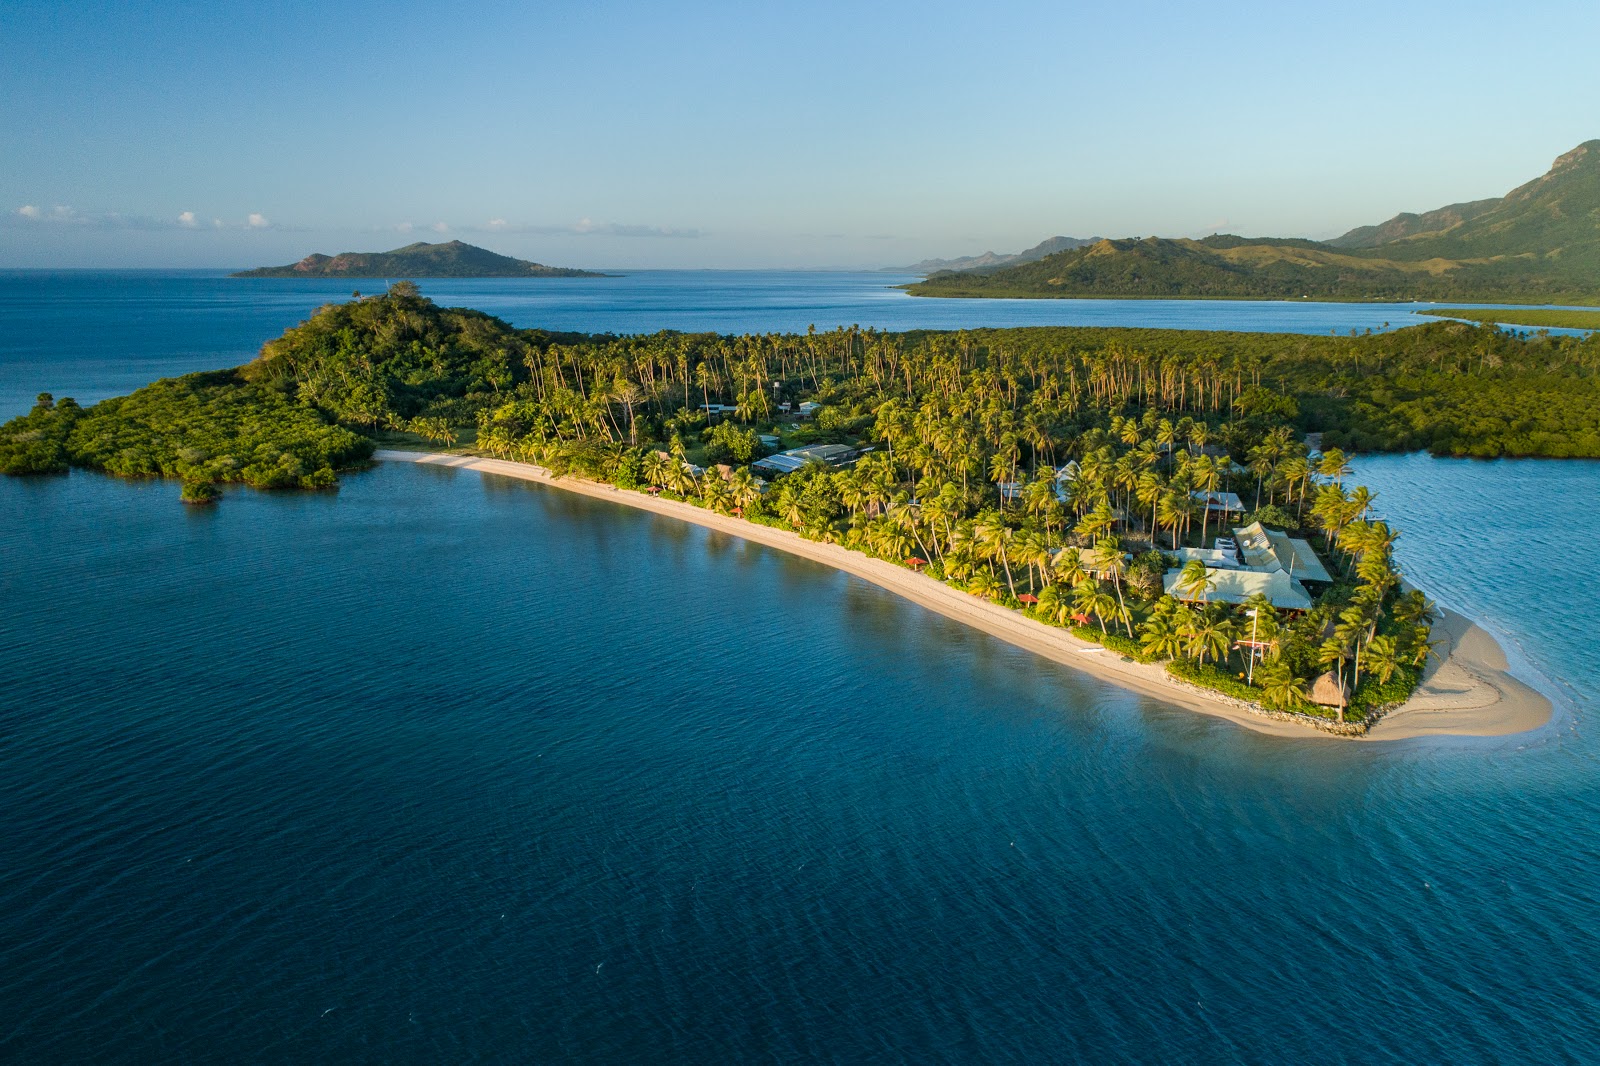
[0,282,1469,728]
[1417,308,1600,332]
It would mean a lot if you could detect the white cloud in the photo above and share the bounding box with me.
[431,221,449,233]
[18,204,41,219]
[212,218,224,228]
[395,221,413,233]
[247,212,269,229]
[177,211,198,228]
[486,218,508,229]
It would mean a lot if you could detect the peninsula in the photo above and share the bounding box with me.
[3,286,1582,737]
[907,140,1600,304]
[232,239,604,278]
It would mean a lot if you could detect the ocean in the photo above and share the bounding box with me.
[1,273,1597,1062]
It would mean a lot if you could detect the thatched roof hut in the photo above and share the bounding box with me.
[1309,671,1350,709]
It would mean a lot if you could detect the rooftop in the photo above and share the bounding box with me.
[1164,566,1313,610]
[1232,521,1334,583]
[750,443,858,475]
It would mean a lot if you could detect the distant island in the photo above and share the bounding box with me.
[890,236,1099,274]
[908,140,1600,304]
[232,240,605,279]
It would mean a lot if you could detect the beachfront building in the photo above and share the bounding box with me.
[1174,546,1242,570]
[1163,566,1313,611]
[1192,490,1245,516]
[751,443,859,475]
[1232,521,1333,585]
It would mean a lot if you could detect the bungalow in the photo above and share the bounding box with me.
[796,401,822,419]
[1192,490,1245,515]
[1232,521,1334,584]
[750,443,858,475]
[1163,566,1313,611]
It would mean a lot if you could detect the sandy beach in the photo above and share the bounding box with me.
[377,450,1551,742]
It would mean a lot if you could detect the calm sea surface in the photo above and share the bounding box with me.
[1,274,1598,1062]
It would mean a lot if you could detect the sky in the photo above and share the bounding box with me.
[3,0,1598,269]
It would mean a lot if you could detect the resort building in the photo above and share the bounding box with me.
[751,443,859,475]
[1174,546,1242,570]
[1231,521,1333,584]
[1163,567,1314,611]
[1192,490,1245,515]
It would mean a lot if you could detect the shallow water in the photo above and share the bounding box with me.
[0,268,1564,419]
[1,460,1597,1062]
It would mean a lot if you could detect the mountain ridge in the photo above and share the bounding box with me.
[908,141,1600,303]
[894,235,1098,274]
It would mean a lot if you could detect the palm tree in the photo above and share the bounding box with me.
[729,468,761,512]
[1090,538,1134,636]
[1176,558,1213,603]
[973,515,1018,598]
[1014,529,1055,592]
[1360,634,1402,686]
[700,474,731,513]
[1140,613,1185,660]
[1317,447,1352,486]
[1052,546,1088,587]
[642,450,671,488]
[1184,609,1235,667]
[967,569,1002,601]
[1073,579,1116,635]
[1257,661,1307,710]
[1193,453,1221,547]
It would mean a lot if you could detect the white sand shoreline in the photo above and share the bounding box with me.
[375,449,1551,742]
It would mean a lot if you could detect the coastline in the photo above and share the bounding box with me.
[375,449,1551,742]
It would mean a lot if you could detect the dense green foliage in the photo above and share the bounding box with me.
[1420,308,1600,331]
[909,141,1600,304]
[0,376,372,488]
[7,285,1484,726]
[232,239,601,278]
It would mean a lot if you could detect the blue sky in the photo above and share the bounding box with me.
[3,0,1597,268]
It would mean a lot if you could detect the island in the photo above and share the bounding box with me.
[5,285,1586,737]
[232,239,605,278]
[907,140,1600,304]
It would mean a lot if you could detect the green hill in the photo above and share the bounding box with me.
[233,240,604,278]
[909,142,1600,304]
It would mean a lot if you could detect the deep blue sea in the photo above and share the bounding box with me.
[2,273,1598,1062]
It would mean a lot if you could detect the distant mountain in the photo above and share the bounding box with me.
[233,240,604,278]
[895,235,1097,274]
[909,141,1600,303]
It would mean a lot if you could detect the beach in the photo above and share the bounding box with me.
[376,449,1551,742]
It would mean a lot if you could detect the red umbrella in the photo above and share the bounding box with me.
[905,557,928,567]
[1017,594,1039,604]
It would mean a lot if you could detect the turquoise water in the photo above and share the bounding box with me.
[0,268,1540,419]
[1,275,1598,1061]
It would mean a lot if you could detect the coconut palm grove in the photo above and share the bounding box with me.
[7,284,1599,725]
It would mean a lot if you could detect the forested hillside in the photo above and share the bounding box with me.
[909,141,1600,303]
